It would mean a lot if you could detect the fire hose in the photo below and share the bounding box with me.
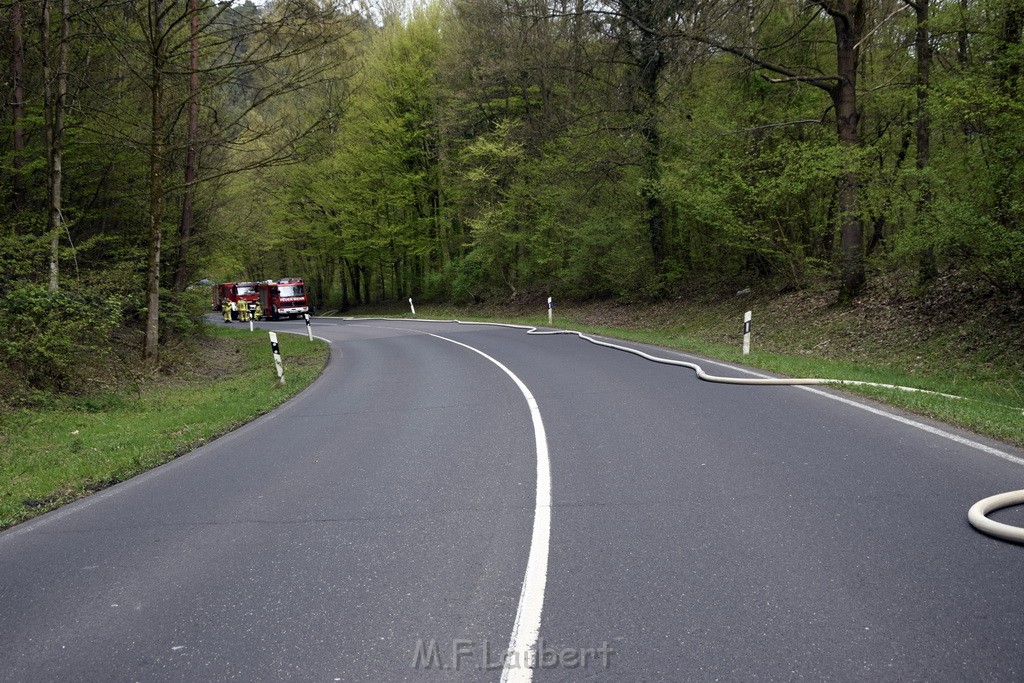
[342,316,1024,544]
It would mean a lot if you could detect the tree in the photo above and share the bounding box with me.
[173,0,201,294]
[903,0,936,282]
[605,0,678,267]
[921,0,1024,297]
[92,0,350,360]
[42,0,71,292]
[8,0,28,210]
[671,0,872,299]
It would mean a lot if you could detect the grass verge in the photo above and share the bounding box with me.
[0,325,328,530]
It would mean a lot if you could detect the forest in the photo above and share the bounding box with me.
[2,0,1023,389]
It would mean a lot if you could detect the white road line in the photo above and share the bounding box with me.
[423,332,551,683]
[659,348,1024,467]
[276,330,332,344]
[795,385,1024,467]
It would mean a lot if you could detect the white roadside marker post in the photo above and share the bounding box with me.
[742,310,752,355]
[269,331,285,385]
[409,297,416,316]
[547,297,554,325]
[249,315,254,332]
[304,313,313,341]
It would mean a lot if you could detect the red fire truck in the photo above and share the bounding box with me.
[212,282,260,319]
[257,278,311,320]
[212,282,233,311]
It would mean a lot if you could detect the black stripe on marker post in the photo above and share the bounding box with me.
[269,331,285,385]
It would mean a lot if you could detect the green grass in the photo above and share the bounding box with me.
[334,303,1024,448]
[0,326,328,530]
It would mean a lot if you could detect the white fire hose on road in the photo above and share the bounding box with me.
[341,316,1024,545]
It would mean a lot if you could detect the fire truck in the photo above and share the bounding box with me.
[257,278,311,320]
[212,282,232,311]
[212,282,260,320]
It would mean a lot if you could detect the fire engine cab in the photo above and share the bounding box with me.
[258,278,311,320]
[212,282,234,311]
[212,281,259,320]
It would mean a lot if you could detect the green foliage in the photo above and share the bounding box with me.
[450,251,492,303]
[659,56,845,290]
[890,21,1024,295]
[161,289,214,338]
[0,231,49,286]
[6,0,1021,352]
[0,285,124,400]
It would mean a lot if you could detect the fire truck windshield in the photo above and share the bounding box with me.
[235,285,257,296]
[278,285,304,298]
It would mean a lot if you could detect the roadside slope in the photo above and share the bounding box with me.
[0,325,328,529]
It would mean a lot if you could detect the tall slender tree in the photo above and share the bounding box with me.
[143,0,168,360]
[9,0,28,211]
[614,0,674,265]
[904,0,935,282]
[174,0,201,294]
[43,0,71,292]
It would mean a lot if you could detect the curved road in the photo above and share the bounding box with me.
[2,318,1024,681]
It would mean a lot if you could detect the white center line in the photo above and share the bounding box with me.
[424,332,550,683]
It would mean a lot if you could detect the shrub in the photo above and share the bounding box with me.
[0,284,123,398]
[160,288,211,339]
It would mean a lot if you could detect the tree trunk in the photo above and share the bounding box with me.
[340,258,349,310]
[55,0,69,278]
[957,0,969,65]
[636,5,667,265]
[1001,0,1023,85]
[829,0,865,301]
[349,260,360,306]
[10,0,27,210]
[144,0,167,362]
[43,0,69,292]
[642,116,666,265]
[914,0,937,284]
[174,0,201,294]
[915,0,931,177]
[42,0,54,288]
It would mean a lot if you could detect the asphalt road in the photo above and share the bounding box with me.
[2,317,1024,681]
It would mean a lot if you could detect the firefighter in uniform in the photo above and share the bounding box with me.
[253,301,263,321]
[222,299,232,323]
[238,299,249,322]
